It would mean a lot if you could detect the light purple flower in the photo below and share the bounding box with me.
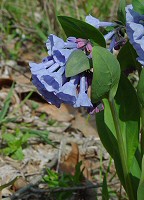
[85,15,116,29]
[74,75,93,108]
[126,4,144,65]
[104,30,115,41]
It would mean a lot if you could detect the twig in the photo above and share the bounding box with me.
[10,178,120,200]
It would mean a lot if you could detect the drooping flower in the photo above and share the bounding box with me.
[85,15,126,52]
[74,75,93,108]
[126,4,144,66]
[30,34,93,108]
[85,15,116,29]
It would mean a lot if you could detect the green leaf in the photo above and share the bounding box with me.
[21,133,31,144]
[12,147,24,160]
[2,133,16,143]
[117,41,141,71]
[115,74,140,171]
[132,0,144,14]
[130,152,142,196]
[137,68,144,107]
[117,0,126,24]
[58,16,106,47]
[137,155,144,200]
[96,99,125,188]
[0,84,14,122]
[102,175,109,200]
[96,74,140,192]
[91,46,120,103]
[66,50,90,77]
[21,128,55,147]
[2,147,14,156]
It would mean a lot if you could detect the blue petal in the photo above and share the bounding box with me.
[42,67,65,90]
[56,76,80,105]
[74,75,92,107]
[32,75,62,108]
[104,30,115,41]
[46,34,65,55]
[85,15,116,28]
[53,49,75,66]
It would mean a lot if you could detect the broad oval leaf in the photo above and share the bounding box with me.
[58,16,106,47]
[66,50,90,77]
[91,46,120,103]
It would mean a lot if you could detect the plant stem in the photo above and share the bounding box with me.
[141,106,144,157]
[109,98,135,200]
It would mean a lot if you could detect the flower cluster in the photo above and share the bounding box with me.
[126,5,144,66]
[30,35,93,108]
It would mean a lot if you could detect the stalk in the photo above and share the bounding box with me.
[141,106,144,157]
[109,98,135,200]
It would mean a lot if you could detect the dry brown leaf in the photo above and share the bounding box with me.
[12,177,27,191]
[59,143,79,175]
[72,113,98,137]
[37,103,74,122]
[59,143,92,181]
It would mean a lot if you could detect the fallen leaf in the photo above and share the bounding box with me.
[59,142,92,181]
[72,113,98,137]
[37,103,74,122]
[59,142,79,175]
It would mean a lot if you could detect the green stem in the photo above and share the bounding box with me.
[109,98,135,200]
[141,107,144,157]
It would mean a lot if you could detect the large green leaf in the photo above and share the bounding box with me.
[137,155,144,200]
[96,74,140,193]
[114,74,140,170]
[117,41,141,71]
[66,50,90,77]
[91,46,120,103]
[117,0,126,24]
[137,68,144,107]
[96,99,125,188]
[132,0,144,14]
[58,16,106,47]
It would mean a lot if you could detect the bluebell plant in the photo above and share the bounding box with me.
[30,1,144,199]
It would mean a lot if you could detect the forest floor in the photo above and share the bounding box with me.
[0,52,126,199]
